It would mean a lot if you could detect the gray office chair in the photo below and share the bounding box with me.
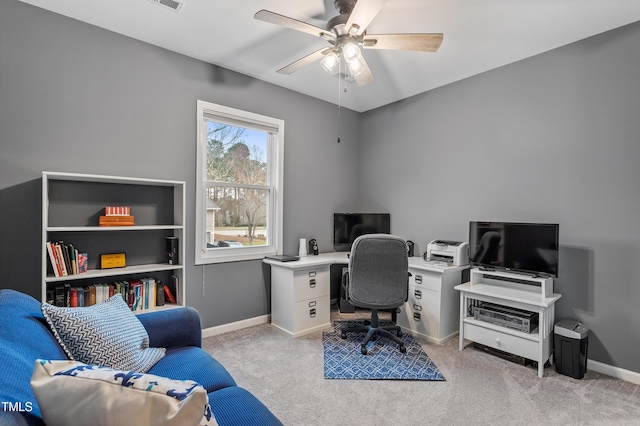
[341,234,410,355]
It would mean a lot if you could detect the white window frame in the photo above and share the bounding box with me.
[195,100,284,264]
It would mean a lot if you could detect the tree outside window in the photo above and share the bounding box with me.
[206,122,269,247]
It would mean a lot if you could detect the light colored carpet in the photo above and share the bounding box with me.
[202,309,640,425]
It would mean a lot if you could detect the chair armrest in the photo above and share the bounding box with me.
[136,307,202,349]
[341,268,349,297]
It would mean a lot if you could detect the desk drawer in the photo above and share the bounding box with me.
[408,286,440,307]
[409,270,441,292]
[463,321,538,360]
[293,296,330,332]
[398,299,439,339]
[293,267,329,302]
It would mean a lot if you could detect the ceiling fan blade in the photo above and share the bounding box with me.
[362,33,444,52]
[255,10,336,41]
[345,0,388,36]
[277,47,332,75]
[353,55,375,86]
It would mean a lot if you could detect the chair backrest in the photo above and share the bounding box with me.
[348,234,409,310]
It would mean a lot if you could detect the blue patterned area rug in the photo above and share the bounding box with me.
[323,320,445,381]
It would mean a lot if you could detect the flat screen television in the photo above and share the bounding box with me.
[469,221,559,277]
[333,213,391,251]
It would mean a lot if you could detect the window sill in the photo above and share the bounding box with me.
[196,247,276,264]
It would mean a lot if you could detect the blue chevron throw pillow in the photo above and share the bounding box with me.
[42,294,165,373]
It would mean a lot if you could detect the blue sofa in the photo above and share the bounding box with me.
[0,289,282,426]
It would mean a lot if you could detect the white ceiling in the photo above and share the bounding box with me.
[19,0,640,112]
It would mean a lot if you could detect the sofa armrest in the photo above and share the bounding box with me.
[136,307,202,350]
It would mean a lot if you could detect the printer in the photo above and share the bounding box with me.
[424,240,469,266]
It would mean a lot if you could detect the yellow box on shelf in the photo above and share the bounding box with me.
[100,253,126,269]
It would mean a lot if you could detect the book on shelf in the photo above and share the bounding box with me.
[70,288,78,308]
[88,286,96,306]
[156,280,165,306]
[76,287,84,307]
[69,244,77,275]
[78,253,88,273]
[163,281,177,304]
[55,244,67,276]
[140,277,155,310]
[46,290,55,305]
[82,287,90,306]
[171,275,180,305]
[93,284,103,304]
[60,244,71,276]
[64,284,71,308]
[128,280,141,311]
[46,242,62,278]
[54,285,65,307]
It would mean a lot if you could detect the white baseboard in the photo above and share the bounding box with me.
[587,359,640,385]
[202,314,270,339]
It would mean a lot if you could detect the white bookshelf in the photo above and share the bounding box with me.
[42,171,186,310]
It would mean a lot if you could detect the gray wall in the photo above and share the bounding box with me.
[2,0,639,374]
[0,0,360,327]
[359,22,640,373]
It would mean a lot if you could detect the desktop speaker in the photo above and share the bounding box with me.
[166,237,179,265]
[406,240,415,257]
[308,239,318,255]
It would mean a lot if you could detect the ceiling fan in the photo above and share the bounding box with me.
[254,0,443,86]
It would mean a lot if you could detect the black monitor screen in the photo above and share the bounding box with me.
[333,213,390,251]
[469,221,559,277]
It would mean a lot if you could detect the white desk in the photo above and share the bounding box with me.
[264,253,467,338]
[264,253,348,337]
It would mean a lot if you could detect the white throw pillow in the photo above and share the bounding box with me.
[41,294,165,373]
[31,359,217,426]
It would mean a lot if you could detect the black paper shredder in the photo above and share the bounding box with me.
[554,319,589,379]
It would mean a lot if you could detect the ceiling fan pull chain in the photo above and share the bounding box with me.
[337,58,342,143]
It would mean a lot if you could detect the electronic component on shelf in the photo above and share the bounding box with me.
[473,302,539,334]
[424,240,469,266]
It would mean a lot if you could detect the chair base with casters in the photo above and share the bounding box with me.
[340,309,406,355]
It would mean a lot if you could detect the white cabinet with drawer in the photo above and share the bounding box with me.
[455,268,562,378]
[270,264,331,337]
[396,260,468,344]
[462,321,539,360]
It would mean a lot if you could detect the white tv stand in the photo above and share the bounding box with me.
[455,268,561,378]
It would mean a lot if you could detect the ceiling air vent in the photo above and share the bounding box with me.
[147,0,184,12]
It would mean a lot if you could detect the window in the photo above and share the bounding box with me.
[195,100,284,264]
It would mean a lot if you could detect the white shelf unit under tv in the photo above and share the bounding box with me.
[455,268,561,378]
[41,172,185,310]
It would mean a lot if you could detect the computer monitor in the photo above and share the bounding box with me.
[333,213,390,251]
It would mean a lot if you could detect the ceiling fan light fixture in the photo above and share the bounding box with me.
[255,0,444,87]
[321,51,340,73]
[341,41,364,76]
[342,42,360,63]
[347,57,364,76]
